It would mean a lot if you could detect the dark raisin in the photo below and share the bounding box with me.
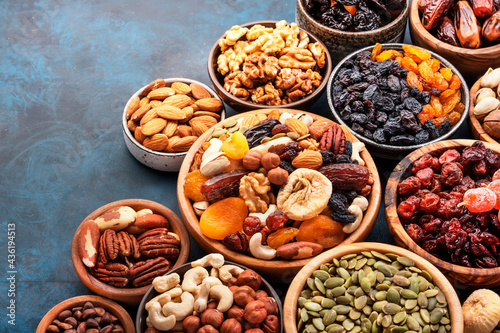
[352,113,368,125]
[389,134,416,145]
[387,74,401,92]
[344,141,353,157]
[438,120,451,136]
[320,150,336,164]
[373,128,387,143]
[415,130,430,144]
[403,97,423,114]
[423,120,439,140]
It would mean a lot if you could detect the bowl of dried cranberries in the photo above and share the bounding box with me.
[385,139,500,288]
[327,43,470,160]
[177,109,382,283]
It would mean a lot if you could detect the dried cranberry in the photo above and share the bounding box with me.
[266,211,288,231]
[398,176,421,196]
[243,216,263,236]
[441,162,463,187]
[416,167,434,187]
[462,141,486,163]
[422,217,443,233]
[420,192,440,213]
[412,154,440,173]
[397,196,420,220]
[406,224,424,242]
[271,124,289,135]
[421,239,439,253]
[438,149,461,164]
[223,231,249,253]
[473,159,487,176]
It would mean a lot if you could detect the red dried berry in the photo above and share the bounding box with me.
[266,211,288,231]
[243,216,263,236]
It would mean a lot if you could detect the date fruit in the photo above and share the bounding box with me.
[200,170,248,202]
[422,0,455,30]
[483,9,500,41]
[436,16,461,46]
[455,1,482,48]
[471,0,495,18]
[318,163,370,191]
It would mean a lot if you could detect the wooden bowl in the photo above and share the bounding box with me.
[326,43,470,160]
[296,0,410,67]
[468,75,499,144]
[283,242,463,333]
[409,0,500,84]
[71,199,190,305]
[135,260,283,333]
[385,139,500,288]
[177,109,381,283]
[36,295,135,333]
[207,20,332,113]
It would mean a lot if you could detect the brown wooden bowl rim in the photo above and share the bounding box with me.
[385,139,500,277]
[296,0,411,36]
[177,109,382,275]
[71,199,191,305]
[206,20,332,111]
[282,242,464,333]
[409,0,500,55]
[36,294,135,333]
[468,76,499,144]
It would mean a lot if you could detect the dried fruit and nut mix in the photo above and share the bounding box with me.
[418,0,500,49]
[397,141,500,268]
[184,110,374,260]
[78,206,181,288]
[473,67,500,140]
[296,251,452,333]
[303,0,406,31]
[216,20,326,106]
[144,254,280,333]
[332,44,464,146]
[125,79,223,153]
[45,301,124,333]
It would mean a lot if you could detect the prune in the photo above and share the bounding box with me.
[366,0,392,23]
[321,6,353,31]
[389,134,416,145]
[304,0,330,19]
[336,0,362,5]
[244,118,280,148]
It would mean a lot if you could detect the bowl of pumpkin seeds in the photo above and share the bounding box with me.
[283,242,463,333]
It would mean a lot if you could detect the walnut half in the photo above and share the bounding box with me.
[239,172,276,213]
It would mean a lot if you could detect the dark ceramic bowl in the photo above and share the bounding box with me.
[327,43,469,160]
[296,0,410,67]
[136,260,284,333]
[207,20,332,113]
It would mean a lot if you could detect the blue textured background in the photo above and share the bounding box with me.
[0,0,473,331]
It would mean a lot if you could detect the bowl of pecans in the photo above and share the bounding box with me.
[177,109,381,283]
[386,139,500,288]
[207,20,332,113]
[122,78,226,172]
[36,295,135,333]
[71,199,190,305]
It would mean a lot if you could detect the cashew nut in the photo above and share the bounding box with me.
[149,287,183,307]
[182,266,209,292]
[194,280,211,313]
[145,301,176,331]
[162,291,195,321]
[249,233,277,260]
[209,284,234,312]
[152,273,181,293]
[191,253,225,269]
[352,196,369,212]
[342,204,363,234]
[249,204,277,226]
[351,142,365,166]
[210,267,219,278]
[219,264,245,282]
[203,276,223,287]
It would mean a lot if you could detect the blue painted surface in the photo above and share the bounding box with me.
[0,0,473,331]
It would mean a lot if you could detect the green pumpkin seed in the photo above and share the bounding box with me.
[327,324,344,333]
[336,296,352,305]
[391,326,408,333]
[383,303,402,315]
[313,317,325,330]
[361,318,372,333]
[307,310,320,318]
[430,308,445,324]
[420,309,430,323]
[313,270,331,282]
[404,299,418,311]
[304,324,318,333]
[373,300,388,313]
[418,292,428,308]
[424,289,438,298]
[331,286,346,297]
[337,267,350,281]
[372,320,382,333]
[286,132,300,140]
[396,256,415,267]
[440,317,450,325]
[393,311,407,324]
[371,251,392,262]
[341,253,357,260]
[297,134,310,141]
[376,284,390,291]
[377,264,396,277]
[223,119,237,128]
[361,277,372,293]
[381,314,392,327]
[315,277,326,294]
[355,295,368,310]
[427,297,437,311]
[422,325,431,333]
[343,318,355,330]
[436,290,447,304]
[355,257,368,270]
[323,309,337,326]
[324,277,345,289]
[375,290,387,301]
[301,308,310,322]
[332,305,352,315]
[386,287,401,304]
[321,298,336,309]
[305,301,323,312]
[392,275,410,287]
[406,315,421,331]
[438,325,447,333]
[420,270,433,282]
[401,289,418,299]
[349,308,362,320]
[362,305,372,315]
[312,296,324,303]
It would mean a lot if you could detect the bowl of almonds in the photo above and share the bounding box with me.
[177,109,381,283]
[123,78,226,172]
[71,199,190,305]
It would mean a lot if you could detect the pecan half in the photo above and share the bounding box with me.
[319,123,345,155]
[92,262,130,288]
[98,229,119,264]
[130,257,171,287]
[137,228,181,260]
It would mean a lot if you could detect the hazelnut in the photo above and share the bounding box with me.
[233,285,256,307]
[255,290,268,298]
[197,324,219,333]
[262,315,280,333]
[245,328,264,333]
[183,315,201,333]
[261,153,280,170]
[258,297,278,316]
[236,269,262,291]
[220,318,242,333]
[267,167,288,185]
[207,301,218,309]
[484,110,500,140]
[226,305,245,323]
[242,150,262,171]
[201,309,224,328]
[243,300,268,324]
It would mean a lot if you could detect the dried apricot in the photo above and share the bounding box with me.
[296,215,345,248]
[222,131,249,159]
[199,197,248,240]
[267,227,299,249]
[184,170,212,202]
[402,45,431,62]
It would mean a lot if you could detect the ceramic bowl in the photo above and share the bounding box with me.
[327,43,470,160]
[36,295,135,333]
[409,0,500,84]
[207,20,332,113]
[135,260,284,333]
[468,74,500,144]
[177,109,381,283]
[295,0,410,67]
[283,242,463,333]
[385,139,500,288]
[71,199,190,305]
[122,78,226,172]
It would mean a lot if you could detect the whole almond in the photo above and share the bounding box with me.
[134,126,147,144]
[194,111,221,121]
[292,150,323,169]
[177,125,193,137]
[162,120,178,137]
[181,106,194,123]
[140,109,158,126]
[126,96,140,120]
[285,118,309,136]
[127,119,137,132]
[308,119,332,140]
[155,105,186,121]
[163,94,192,109]
[140,96,150,107]
[191,121,209,137]
[190,83,212,99]
[131,102,151,122]
[149,99,163,108]
[164,136,181,153]
[171,82,191,95]
[170,136,198,152]
[143,133,170,151]
[240,114,259,129]
[141,79,166,96]
[147,87,176,100]
[195,98,223,112]
[189,115,217,129]
[141,118,167,136]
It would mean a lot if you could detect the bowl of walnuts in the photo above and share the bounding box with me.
[177,109,381,283]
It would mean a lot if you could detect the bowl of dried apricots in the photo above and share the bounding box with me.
[327,43,469,160]
[177,109,382,282]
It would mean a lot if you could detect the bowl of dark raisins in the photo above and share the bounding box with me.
[327,43,470,160]
[296,0,410,67]
[385,139,500,288]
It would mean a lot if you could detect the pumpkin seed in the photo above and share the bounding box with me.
[383,303,402,315]
[337,267,350,281]
[405,299,418,311]
[430,308,445,324]
[327,324,344,333]
[386,287,401,304]
[420,309,430,323]
[343,318,355,331]
[392,275,410,287]
[355,257,368,270]
[349,308,362,320]
[321,298,336,309]
[331,286,346,297]
[287,132,300,140]
[371,251,392,262]
[397,256,415,267]
[324,277,344,289]
[332,305,352,315]
[406,315,421,331]
[305,301,322,312]
[313,270,331,282]
[315,277,326,294]
[312,317,325,330]
[393,311,407,324]
[418,292,428,308]
[361,318,372,333]
[401,289,418,299]
[336,296,352,305]
[355,295,368,310]
[323,309,337,326]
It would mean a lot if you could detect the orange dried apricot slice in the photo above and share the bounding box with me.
[184,170,211,202]
[199,197,248,240]
[296,215,345,248]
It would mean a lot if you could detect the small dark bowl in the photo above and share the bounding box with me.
[296,0,410,67]
[136,260,284,333]
[327,43,470,160]
[207,20,332,113]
